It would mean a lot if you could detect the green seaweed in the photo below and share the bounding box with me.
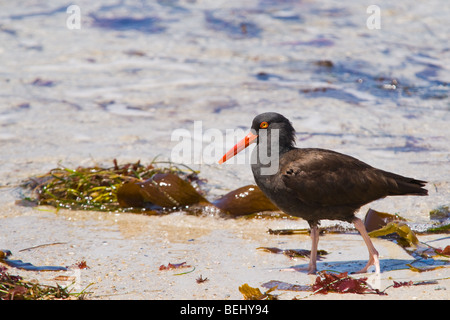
[21,159,200,213]
[363,209,406,233]
[368,221,419,247]
[20,160,283,217]
[425,224,450,234]
[238,283,278,300]
[0,265,90,300]
[429,205,449,220]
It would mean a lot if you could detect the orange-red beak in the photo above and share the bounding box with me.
[218,132,258,164]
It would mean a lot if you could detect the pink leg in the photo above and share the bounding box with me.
[308,225,320,274]
[353,217,380,274]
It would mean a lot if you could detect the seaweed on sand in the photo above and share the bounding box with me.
[0,265,90,300]
[312,271,384,295]
[257,247,328,259]
[239,283,278,300]
[20,159,280,216]
[21,159,203,213]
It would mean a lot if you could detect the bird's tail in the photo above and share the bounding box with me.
[383,171,428,196]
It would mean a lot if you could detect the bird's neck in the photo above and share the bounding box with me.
[250,128,296,175]
[259,129,295,154]
[251,142,293,177]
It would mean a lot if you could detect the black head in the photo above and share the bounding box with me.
[218,112,297,165]
[250,112,296,152]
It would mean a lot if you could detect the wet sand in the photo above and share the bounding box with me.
[0,1,449,300]
[2,203,449,300]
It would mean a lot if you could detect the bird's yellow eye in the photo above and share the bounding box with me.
[260,121,269,129]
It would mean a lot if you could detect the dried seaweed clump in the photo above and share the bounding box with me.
[312,271,383,295]
[20,159,199,213]
[20,159,280,217]
[0,266,87,300]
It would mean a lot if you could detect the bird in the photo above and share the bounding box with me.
[218,112,428,274]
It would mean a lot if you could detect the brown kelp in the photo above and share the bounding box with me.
[21,159,199,212]
[21,159,279,216]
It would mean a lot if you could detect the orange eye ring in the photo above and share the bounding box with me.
[260,121,269,129]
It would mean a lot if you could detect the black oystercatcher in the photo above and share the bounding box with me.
[219,112,427,274]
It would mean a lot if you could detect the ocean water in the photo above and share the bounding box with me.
[0,0,449,223]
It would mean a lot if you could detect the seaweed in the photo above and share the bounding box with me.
[21,160,282,217]
[365,210,450,270]
[243,211,293,220]
[368,221,419,247]
[159,262,191,271]
[364,209,407,233]
[0,249,67,271]
[159,262,196,276]
[429,205,450,221]
[261,271,384,298]
[392,281,414,288]
[267,228,309,235]
[261,271,448,298]
[425,224,450,234]
[262,280,311,292]
[238,283,278,300]
[18,242,67,252]
[196,275,209,284]
[118,173,207,209]
[435,245,450,257]
[381,279,440,292]
[268,224,356,235]
[312,271,384,295]
[21,159,201,213]
[406,264,445,273]
[74,260,90,270]
[212,185,279,217]
[257,247,328,259]
[0,266,90,300]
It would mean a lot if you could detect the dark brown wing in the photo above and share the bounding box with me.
[281,148,427,207]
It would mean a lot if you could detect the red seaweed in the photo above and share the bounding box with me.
[159,262,191,271]
[312,271,384,295]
